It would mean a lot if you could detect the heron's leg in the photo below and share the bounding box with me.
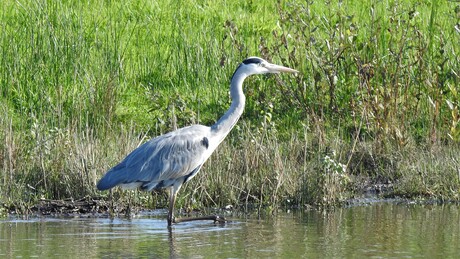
[167,183,226,225]
[167,187,176,226]
[170,185,227,224]
[173,215,227,224]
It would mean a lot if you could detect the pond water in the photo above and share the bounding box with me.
[1,201,459,258]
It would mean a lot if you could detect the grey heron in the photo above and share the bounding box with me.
[97,57,298,226]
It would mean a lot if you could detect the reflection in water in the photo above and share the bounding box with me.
[0,202,459,258]
[168,227,177,258]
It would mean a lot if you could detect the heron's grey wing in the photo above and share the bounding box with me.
[97,125,211,190]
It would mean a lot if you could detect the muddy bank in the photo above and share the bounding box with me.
[4,197,114,217]
[2,182,456,218]
[0,185,386,217]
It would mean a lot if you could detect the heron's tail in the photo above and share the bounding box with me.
[96,164,128,190]
[96,176,116,190]
[97,174,118,190]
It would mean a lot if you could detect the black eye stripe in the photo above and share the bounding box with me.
[242,57,263,65]
[231,57,266,81]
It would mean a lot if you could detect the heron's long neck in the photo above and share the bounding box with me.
[211,72,247,142]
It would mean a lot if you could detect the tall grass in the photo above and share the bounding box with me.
[1,0,459,213]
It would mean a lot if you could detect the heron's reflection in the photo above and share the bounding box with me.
[167,226,178,258]
[166,220,230,258]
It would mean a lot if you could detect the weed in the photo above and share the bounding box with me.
[1,0,459,213]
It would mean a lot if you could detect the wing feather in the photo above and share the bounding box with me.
[97,125,212,190]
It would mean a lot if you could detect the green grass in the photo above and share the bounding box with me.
[1,0,459,213]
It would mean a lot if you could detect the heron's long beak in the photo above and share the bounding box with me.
[266,63,299,74]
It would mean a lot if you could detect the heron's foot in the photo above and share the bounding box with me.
[173,215,227,224]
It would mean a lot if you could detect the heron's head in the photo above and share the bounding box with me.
[233,57,298,79]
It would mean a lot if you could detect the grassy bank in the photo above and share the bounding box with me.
[1,0,459,214]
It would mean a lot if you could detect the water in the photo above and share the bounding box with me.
[1,202,459,258]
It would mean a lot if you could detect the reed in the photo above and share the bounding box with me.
[1,0,459,214]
